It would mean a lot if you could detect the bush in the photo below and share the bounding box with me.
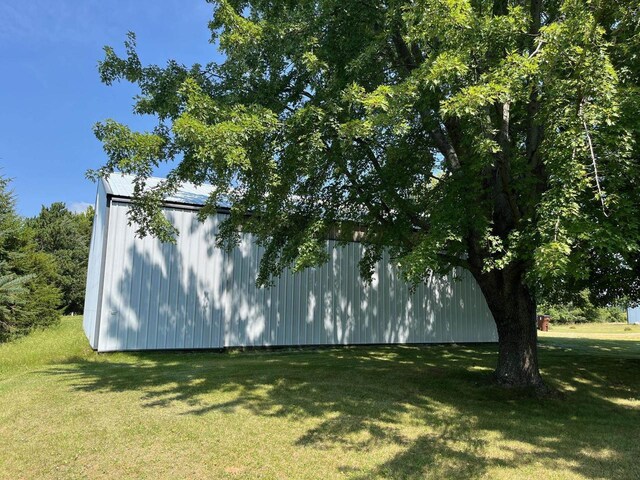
[539,289,626,324]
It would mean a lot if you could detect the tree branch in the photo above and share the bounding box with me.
[581,114,609,217]
[526,0,544,172]
[431,126,461,171]
[327,141,393,225]
[355,139,431,231]
[391,31,417,73]
[495,101,522,224]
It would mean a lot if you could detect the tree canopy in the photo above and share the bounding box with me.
[29,203,94,314]
[0,176,61,341]
[93,0,640,389]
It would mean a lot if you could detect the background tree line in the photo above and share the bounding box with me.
[539,290,627,325]
[0,174,93,342]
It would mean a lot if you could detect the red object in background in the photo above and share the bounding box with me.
[537,315,550,331]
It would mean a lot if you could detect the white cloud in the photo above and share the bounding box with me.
[69,202,92,214]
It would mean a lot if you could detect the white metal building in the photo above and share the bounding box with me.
[628,307,640,324]
[83,174,498,352]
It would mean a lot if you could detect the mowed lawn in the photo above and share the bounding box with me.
[1,318,638,480]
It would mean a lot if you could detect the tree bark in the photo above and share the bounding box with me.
[473,267,547,392]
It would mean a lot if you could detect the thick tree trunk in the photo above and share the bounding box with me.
[492,288,543,389]
[473,267,547,392]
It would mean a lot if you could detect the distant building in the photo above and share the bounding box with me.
[628,307,640,325]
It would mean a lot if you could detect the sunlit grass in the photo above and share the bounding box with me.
[539,322,640,358]
[0,317,638,479]
[542,321,640,337]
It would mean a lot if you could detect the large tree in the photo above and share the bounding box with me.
[0,176,61,341]
[93,0,640,390]
[29,203,94,314]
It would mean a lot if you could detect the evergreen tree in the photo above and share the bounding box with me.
[0,175,61,341]
[0,176,28,340]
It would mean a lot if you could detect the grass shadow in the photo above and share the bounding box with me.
[46,342,640,479]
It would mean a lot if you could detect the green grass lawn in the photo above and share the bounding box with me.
[1,318,638,479]
[543,321,640,336]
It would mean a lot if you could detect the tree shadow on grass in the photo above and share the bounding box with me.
[540,335,640,358]
[47,343,639,479]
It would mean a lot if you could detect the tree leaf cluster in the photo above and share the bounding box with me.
[539,289,626,324]
[0,176,61,342]
[27,203,94,314]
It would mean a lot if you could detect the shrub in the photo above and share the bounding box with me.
[539,289,626,324]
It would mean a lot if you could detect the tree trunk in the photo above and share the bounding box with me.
[474,267,547,392]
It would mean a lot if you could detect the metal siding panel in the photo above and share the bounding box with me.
[191,220,203,348]
[292,270,300,346]
[248,244,256,347]
[413,280,419,342]
[233,241,241,347]
[256,246,269,345]
[289,273,300,345]
[383,252,391,343]
[95,205,497,351]
[238,240,246,346]
[139,239,153,348]
[301,270,308,345]
[175,210,187,348]
[156,238,170,349]
[225,244,235,347]
[145,241,160,349]
[222,233,231,348]
[276,256,284,346]
[449,271,457,343]
[104,204,123,352]
[117,206,135,350]
[128,233,144,350]
[191,214,203,348]
[288,266,295,345]
[168,226,178,348]
[320,246,329,345]
[432,274,442,343]
[373,266,379,342]
[214,215,226,348]
[337,243,345,344]
[463,271,471,342]
[183,216,195,348]
[201,216,212,348]
[332,243,340,344]
[82,182,108,348]
[97,203,120,351]
[269,272,278,346]
[349,243,357,344]
[345,244,352,344]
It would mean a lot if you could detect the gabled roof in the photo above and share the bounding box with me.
[103,173,216,207]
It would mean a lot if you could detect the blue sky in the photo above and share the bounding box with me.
[0,0,222,216]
